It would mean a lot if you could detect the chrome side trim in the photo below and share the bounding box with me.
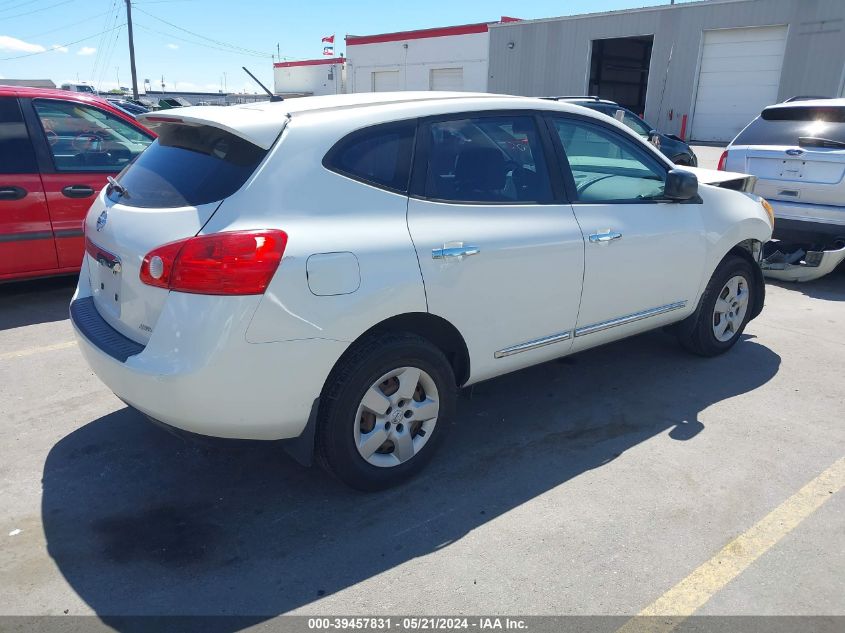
[574,300,688,338]
[494,330,572,359]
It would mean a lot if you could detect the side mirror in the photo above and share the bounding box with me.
[648,130,661,149]
[665,168,698,200]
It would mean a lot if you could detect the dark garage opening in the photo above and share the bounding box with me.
[588,35,653,115]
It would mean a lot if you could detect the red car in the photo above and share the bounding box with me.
[0,86,155,282]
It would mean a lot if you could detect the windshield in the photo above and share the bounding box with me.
[734,105,845,146]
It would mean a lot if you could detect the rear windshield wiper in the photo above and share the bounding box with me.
[107,176,129,198]
[798,136,845,149]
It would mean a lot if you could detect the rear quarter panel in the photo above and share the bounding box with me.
[199,114,428,345]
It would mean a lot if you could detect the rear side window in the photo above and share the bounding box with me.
[109,123,267,208]
[734,106,845,145]
[0,97,37,174]
[324,121,415,193]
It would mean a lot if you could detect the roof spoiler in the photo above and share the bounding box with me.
[137,107,288,150]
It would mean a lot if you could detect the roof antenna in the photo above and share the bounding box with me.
[242,66,283,102]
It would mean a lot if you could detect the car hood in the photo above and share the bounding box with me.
[677,166,757,192]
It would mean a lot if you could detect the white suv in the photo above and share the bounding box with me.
[71,93,773,490]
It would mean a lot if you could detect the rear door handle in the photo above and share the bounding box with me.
[588,230,623,244]
[62,185,95,199]
[0,186,27,201]
[432,242,481,260]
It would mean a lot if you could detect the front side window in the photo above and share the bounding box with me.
[423,115,552,204]
[0,97,37,174]
[553,118,666,202]
[325,121,415,193]
[33,99,153,172]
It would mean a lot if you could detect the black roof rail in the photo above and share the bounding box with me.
[544,95,604,101]
[783,95,830,103]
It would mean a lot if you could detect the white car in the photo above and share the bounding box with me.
[721,98,845,246]
[71,93,773,490]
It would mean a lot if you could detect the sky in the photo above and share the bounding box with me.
[0,0,699,95]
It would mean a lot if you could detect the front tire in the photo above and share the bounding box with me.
[317,333,456,491]
[678,256,756,357]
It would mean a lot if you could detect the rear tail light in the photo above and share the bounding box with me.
[140,230,287,295]
[717,150,728,171]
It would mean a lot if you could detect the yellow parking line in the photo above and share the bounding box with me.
[618,455,845,633]
[0,340,77,361]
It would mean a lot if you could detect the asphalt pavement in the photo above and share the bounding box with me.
[0,265,843,625]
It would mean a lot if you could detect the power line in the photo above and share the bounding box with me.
[0,0,42,13]
[133,5,271,58]
[0,22,125,60]
[133,21,269,59]
[90,1,119,84]
[1,0,73,19]
[20,9,116,40]
[96,12,124,90]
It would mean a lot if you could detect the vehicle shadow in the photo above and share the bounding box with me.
[0,276,77,331]
[41,332,780,630]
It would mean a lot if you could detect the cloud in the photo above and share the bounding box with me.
[77,46,96,56]
[0,35,46,53]
[166,43,178,50]
[51,44,69,53]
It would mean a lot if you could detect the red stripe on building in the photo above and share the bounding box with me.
[346,22,491,46]
[273,57,345,68]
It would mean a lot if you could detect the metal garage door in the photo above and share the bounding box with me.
[372,71,400,92]
[691,26,788,143]
[430,68,464,91]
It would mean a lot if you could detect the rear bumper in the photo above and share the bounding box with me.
[769,200,845,241]
[70,266,348,441]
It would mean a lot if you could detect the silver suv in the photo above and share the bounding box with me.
[721,98,845,245]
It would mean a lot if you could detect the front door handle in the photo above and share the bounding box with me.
[62,184,95,199]
[432,242,480,260]
[588,230,623,244]
[0,186,27,201]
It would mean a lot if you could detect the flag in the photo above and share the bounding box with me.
[321,34,335,43]
[323,45,334,56]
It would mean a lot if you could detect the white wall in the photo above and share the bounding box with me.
[273,61,344,96]
[347,31,489,93]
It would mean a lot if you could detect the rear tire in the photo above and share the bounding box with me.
[678,256,756,357]
[317,333,456,491]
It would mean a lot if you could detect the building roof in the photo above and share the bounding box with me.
[273,57,346,69]
[488,0,752,28]
[346,16,520,46]
[0,79,56,88]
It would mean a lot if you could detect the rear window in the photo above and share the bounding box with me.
[109,123,267,208]
[734,105,845,146]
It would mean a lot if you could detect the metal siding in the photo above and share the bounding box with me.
[489,0,845,138]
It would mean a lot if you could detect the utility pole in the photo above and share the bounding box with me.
[125,0,139,99]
